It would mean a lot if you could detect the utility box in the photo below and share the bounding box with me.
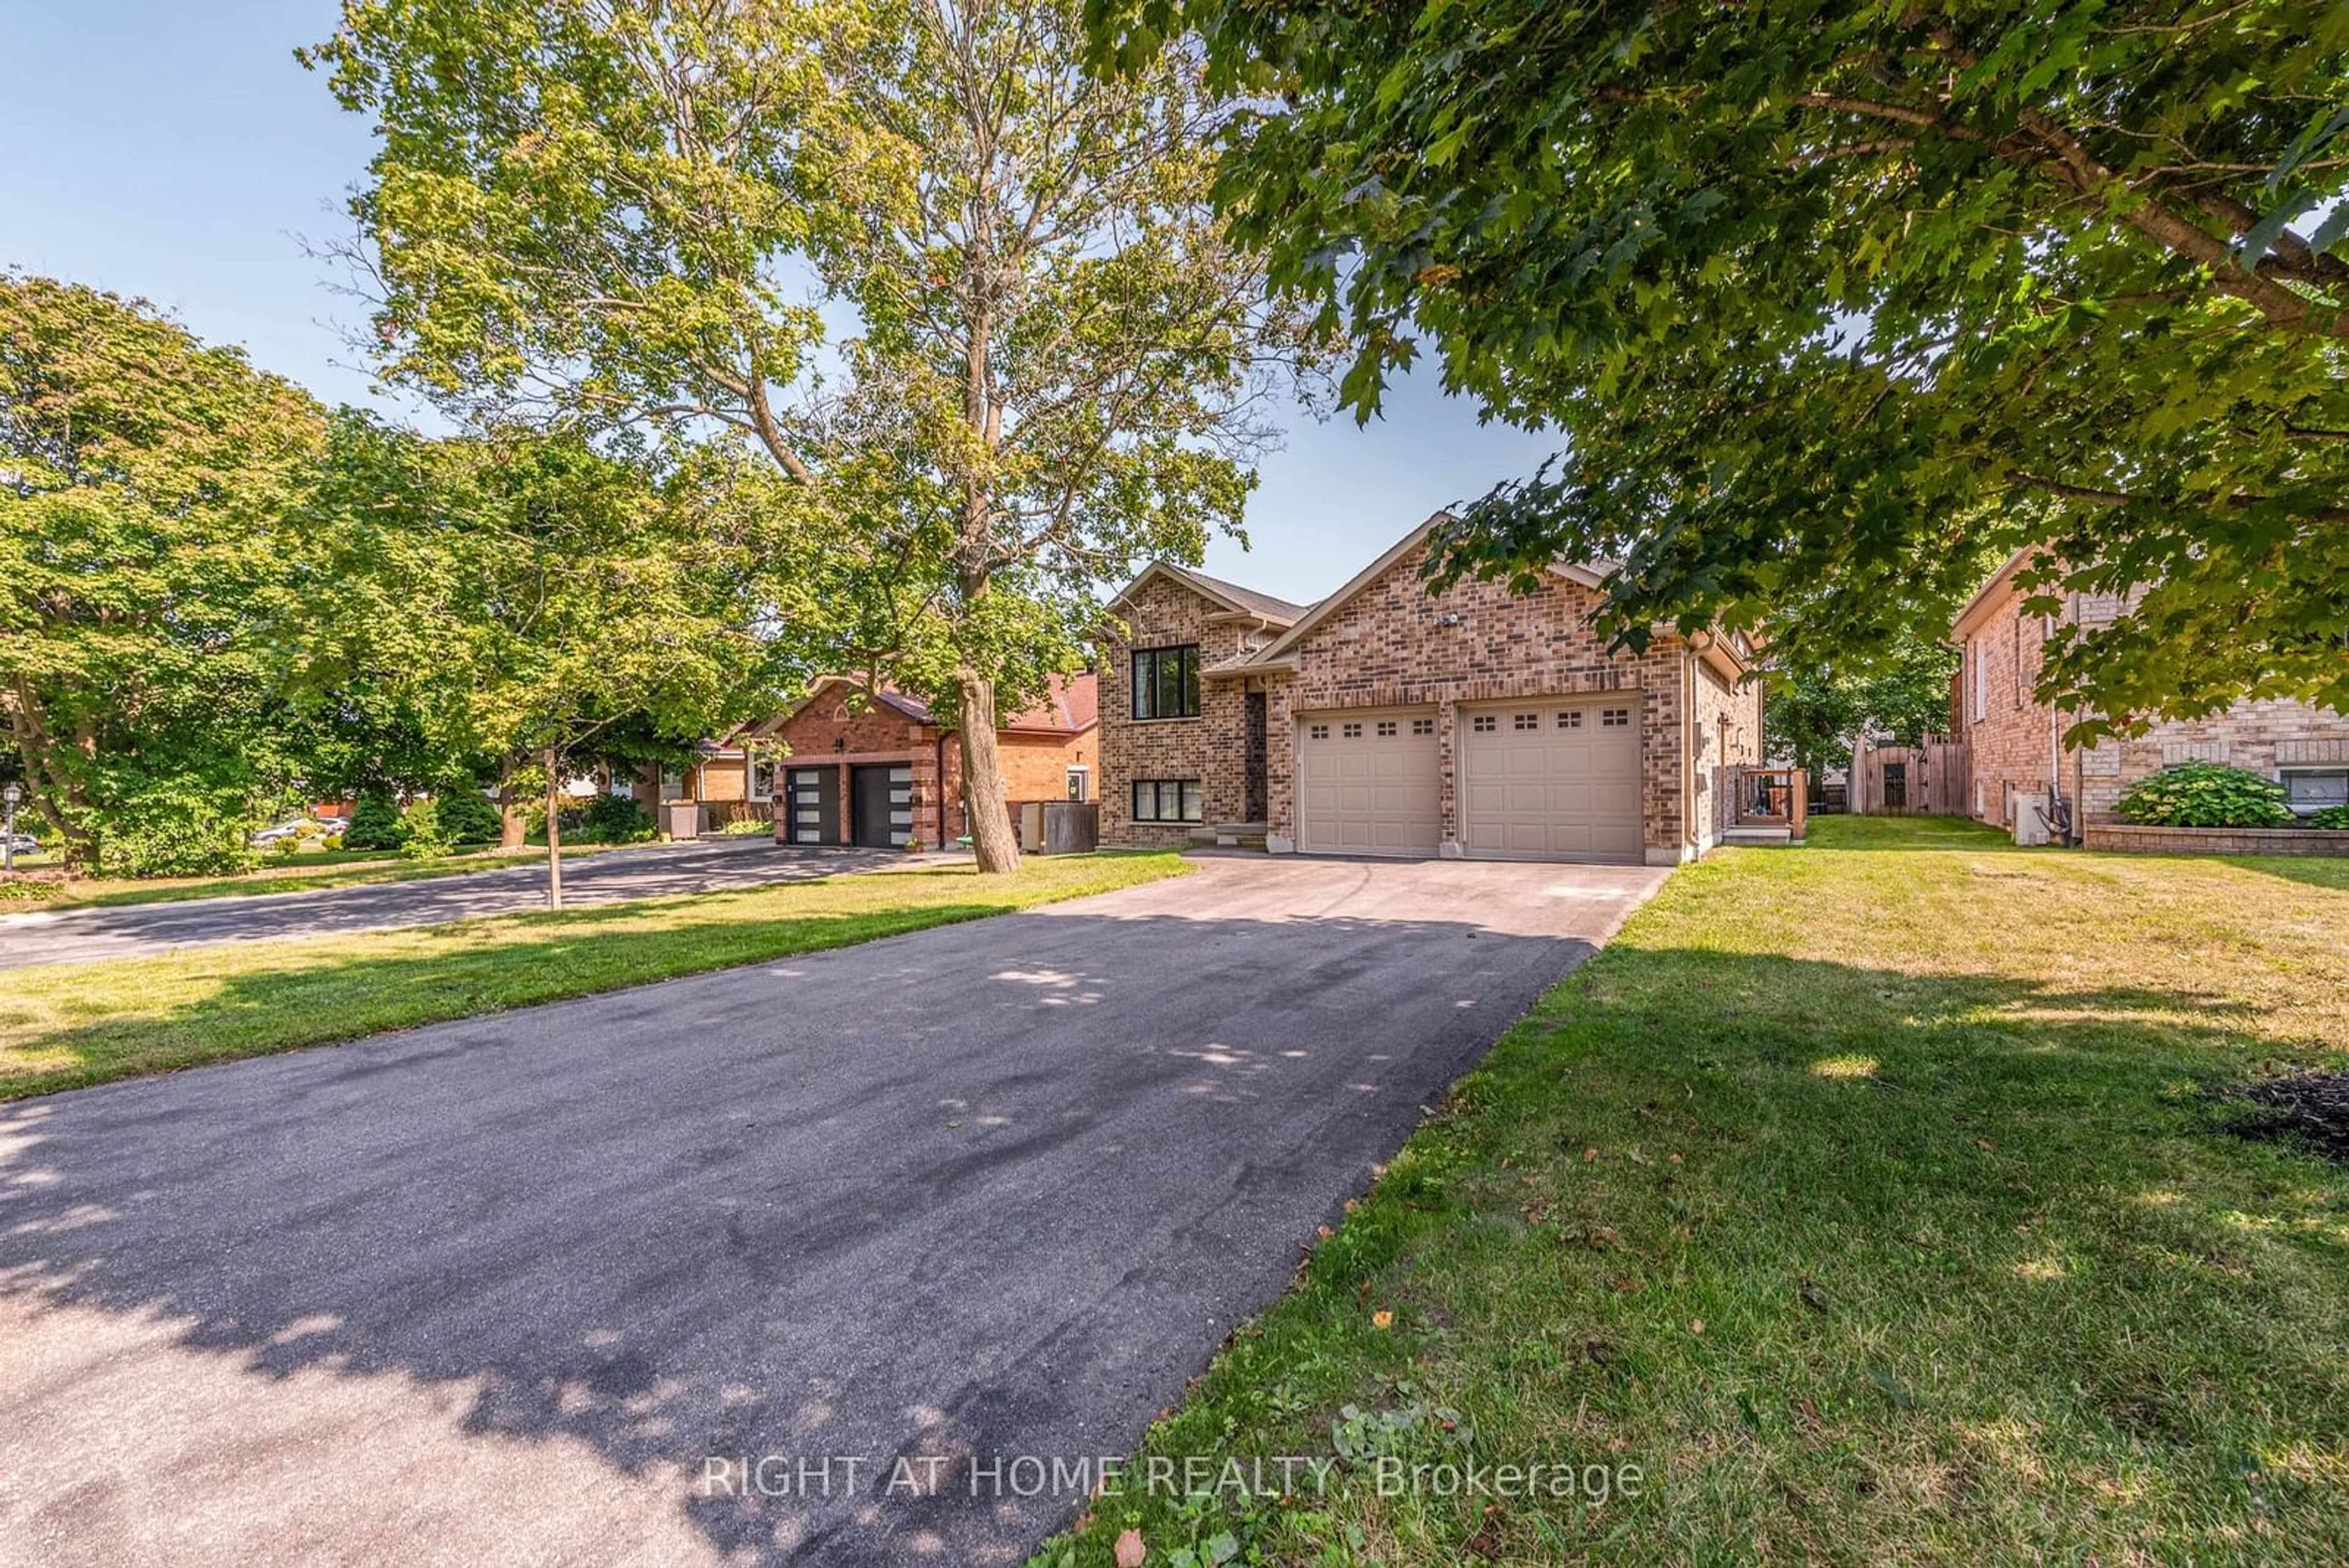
[2011,793,2050,847]
[659,800,702,841]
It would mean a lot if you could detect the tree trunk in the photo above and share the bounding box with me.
[498,752,529,849]
[955,673,1021,874]
[543,745,565,910]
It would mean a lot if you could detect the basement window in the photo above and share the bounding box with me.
[2282,768,2349,816]
[1131,779,1203,823]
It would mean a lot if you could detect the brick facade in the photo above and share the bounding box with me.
[1098,571,1266,846]
[1955,555,2349,834]
[1098,533,1764,863]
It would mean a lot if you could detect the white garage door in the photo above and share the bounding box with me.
[1460,697,1643,863]
[1297,708,1439,856]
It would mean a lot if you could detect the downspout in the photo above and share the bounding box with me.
[1682,650,1696,857]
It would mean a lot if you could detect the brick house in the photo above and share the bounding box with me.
[748,674,1097,849]
[1951,548,2349,834]
[1099,513,1764,865]
[618,674,1097,846]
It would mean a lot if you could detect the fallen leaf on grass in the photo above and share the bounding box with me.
[1115,1527,1146,1567]
[1690,1318,1705,1335]
[1371,1309,1395,1330]
[1584,1147,1600,1163]
[1800,1282,1832,1314]
[1866,1367,1916,1410]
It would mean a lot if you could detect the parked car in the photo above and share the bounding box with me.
[249,817,328,847]
[1,830,39,855]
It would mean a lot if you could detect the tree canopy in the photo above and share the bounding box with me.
[0,273,327,872]
[306,0,1319,867]
[1092,0,2349,731]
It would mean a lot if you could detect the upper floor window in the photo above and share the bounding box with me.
[1130,645,1200,720]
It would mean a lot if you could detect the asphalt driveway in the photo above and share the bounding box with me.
[0,854,1666,1566]
[0,838,908,971]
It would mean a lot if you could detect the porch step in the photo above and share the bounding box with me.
[1190,821,1270,850]
[1721,827,1795,846]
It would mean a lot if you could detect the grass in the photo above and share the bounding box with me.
[0,850,1185,1101]
[1036,817,2349,1567]
[12,839,637,910]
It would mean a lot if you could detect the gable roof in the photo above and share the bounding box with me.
[1949,546,2057,641]
[1240,510,1621,669]
[754,672,1097,737]
[1104,560,1315,627]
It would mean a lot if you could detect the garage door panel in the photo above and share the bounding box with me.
[1460,698,1642,864]
[1297,707,1440,858]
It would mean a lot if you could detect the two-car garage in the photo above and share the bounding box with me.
[1295,697,1645,864]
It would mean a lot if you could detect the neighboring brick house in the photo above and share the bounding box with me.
[1951,548,2349,834]
[618,674,1097,845]
[744,674,1097,849]
[1099,513,1763,865]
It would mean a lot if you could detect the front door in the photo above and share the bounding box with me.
[851,764,914,848]
[784,766,840,845]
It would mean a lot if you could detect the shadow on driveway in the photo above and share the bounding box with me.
[0,860,1654,1564]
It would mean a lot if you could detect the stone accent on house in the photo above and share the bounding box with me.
[1097,570,1261,846]
[1954,552,2349,833]
[2083,823,2349,856]
[1098,533,1764,863]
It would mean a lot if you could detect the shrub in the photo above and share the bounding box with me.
[431,789,504,844]
[95,793,258,879]
[579,793,656,844]
[342,792,407,851]
[717,814,773,836]
[2114,762,2295,828]
[2309,804,2349,830]
[399,798,455,860]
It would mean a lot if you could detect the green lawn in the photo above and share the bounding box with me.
[0,851,1185,1101]
[1037,817,2349,1567]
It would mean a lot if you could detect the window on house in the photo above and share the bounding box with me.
[1376,719,1397,737]
[1971,640,1987,723]
[1411,718,1434,736]
[1601,707,1631,727]
[1307,723,1329,741]
[659,764,688,799]
[1130,645,1201,719]
[2282,768,2349,816]
[1131,779,1203,823]
[1341,721,1362,738]
[2012,615,2025,707]
[1557,710,1583,729]
[1065,765,1090,803]
[748,758,775,801]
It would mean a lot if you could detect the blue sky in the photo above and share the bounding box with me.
[1,1,1560,605]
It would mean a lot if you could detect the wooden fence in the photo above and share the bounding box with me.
[1854,738,1970,817]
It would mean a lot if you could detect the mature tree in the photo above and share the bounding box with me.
[1766,644,1960,784]
[0,273,327,871]
[301,415,765,903]
[305,0,1314,868]
[1094,0,2349,734]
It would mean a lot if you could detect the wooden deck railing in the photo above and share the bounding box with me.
[1731,767,1809,841]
